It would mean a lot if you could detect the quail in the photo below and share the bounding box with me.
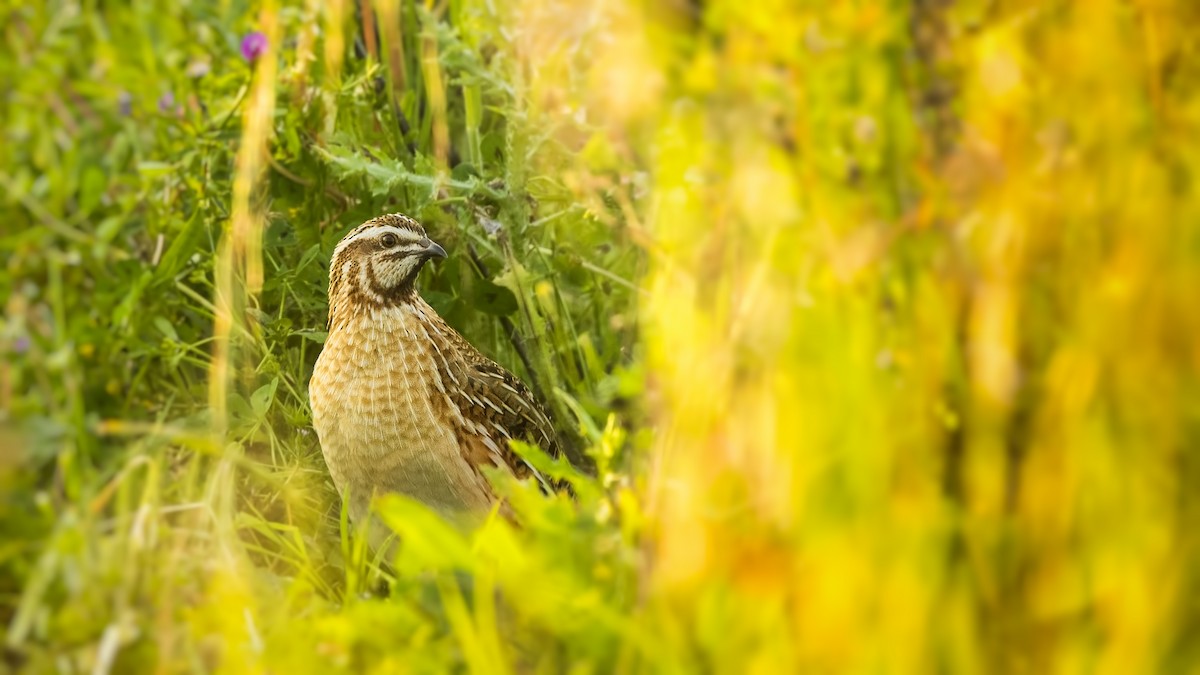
[309,213,561,528]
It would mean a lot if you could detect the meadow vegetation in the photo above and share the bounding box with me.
[2,0,1200,672]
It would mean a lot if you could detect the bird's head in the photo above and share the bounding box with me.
[327,213,446,322]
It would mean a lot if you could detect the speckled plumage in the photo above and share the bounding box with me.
[309,214,559,527]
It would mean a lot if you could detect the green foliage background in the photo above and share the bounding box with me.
[3,0,1200,673]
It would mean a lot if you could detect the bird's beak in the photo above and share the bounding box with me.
[420,238,447,260]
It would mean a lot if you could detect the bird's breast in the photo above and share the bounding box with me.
[309,308,491,517]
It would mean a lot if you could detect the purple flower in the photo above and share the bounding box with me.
[241,31,268,63]
[12,336,30,355]
[118,91,133,117]
[157,92,175,113]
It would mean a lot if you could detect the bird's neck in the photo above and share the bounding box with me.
[328,278,422,331]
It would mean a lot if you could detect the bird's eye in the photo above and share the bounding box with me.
[381,233,398,248]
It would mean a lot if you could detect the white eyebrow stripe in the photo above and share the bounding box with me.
[332,225,424,259]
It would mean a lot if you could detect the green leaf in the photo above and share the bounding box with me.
[112,271,152,329]
[153,211,206,285]
[470,278,518,316]
[373,494,474,575]
[250,379,278,417]
[135,161,173,176]
[152,316,178,342]
[77,166,106,214]
[293,330,328,344]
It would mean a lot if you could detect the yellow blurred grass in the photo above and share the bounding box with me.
[535,0,1200,670]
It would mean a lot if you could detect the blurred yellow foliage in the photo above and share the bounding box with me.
[514,0,1200,670]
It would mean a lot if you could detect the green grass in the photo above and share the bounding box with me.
[5,0,1200,672]
[2,0,643,670]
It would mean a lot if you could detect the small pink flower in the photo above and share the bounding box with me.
[241,31,267,63]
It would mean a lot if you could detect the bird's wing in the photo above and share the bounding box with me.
[421,307,564,489]
[466,359,560,457]
[436,350,562,491]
